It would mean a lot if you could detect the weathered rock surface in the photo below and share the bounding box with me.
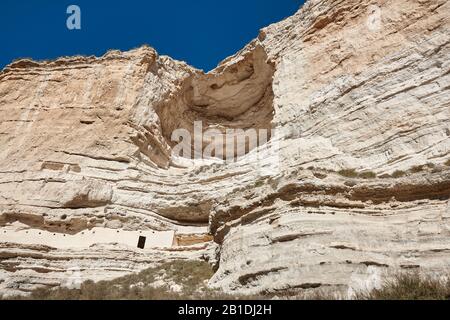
[0,0,449,296]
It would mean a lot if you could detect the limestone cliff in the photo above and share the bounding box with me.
[0,0,449,296]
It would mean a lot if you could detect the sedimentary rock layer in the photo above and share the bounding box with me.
[0,0,449,296]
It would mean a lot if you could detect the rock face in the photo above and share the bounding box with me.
[1,0,450,296]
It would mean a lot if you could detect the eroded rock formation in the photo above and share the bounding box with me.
[0,0,449,297]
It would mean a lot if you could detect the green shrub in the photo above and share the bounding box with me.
[409,163,440,174]
[254,180,265,188]
[4,260,215,300]
[313,172,328,179]
[344,181,357,187]
[391,170,406,178]
[355,272,450,300]
[2,260,265,301]
[338,169,358,178]
[358,171,377,179]
[410,165,425,173]
[338,169,377,179]
[426,163,436,169]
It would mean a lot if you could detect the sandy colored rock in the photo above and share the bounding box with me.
[0,0,449,296]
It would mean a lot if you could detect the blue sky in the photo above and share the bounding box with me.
[1,0,305,72]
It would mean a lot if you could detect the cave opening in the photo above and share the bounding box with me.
[155,45,276,165]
